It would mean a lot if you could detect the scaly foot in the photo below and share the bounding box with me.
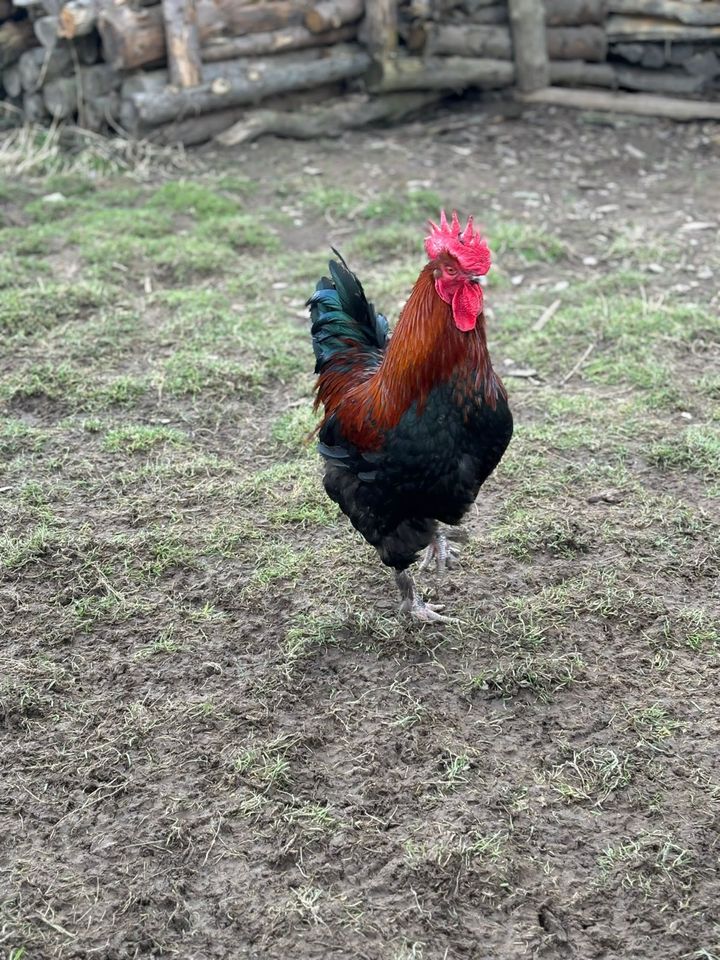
[395,569,452,623]
[400,597,449,622]
[419,532,461,576]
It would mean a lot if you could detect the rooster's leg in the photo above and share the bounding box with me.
[395,570,448,623]
[419,532,461,576]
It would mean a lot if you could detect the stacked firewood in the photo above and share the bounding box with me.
[399,0,607,62]
[2,0,719,143]
[607,0,720,91]
[0,0,381,141]
[396,0,719,95]
[545,0,720,93]
[397,0,608,64]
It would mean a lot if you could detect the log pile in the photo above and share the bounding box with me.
[1,0,718,143]
[0,0,385,141]
[397,0,719,96]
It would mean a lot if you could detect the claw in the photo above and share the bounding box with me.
[395,569,455,624]
[400,597,449,622]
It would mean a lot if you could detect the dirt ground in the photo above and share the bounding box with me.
[1,101,719,960]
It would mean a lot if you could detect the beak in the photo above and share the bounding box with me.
[468,275,483,285]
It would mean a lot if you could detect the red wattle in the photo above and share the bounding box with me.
[451,284,482,332]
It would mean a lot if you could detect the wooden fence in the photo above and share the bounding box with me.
[1,0,719,144]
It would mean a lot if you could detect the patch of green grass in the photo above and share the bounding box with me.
[92,375,147,408]
[283,611,342,665]
[136,627,183,657]
[73,592,147,629]
[137,531,197,578]
[630,705,682,745]
[0,282,107,336]
[302,185,361,218]
[360,188,442,225]
[215,174,257,196]
[241,459,337,527]
[346,223,421,263]
[271,404,318,454]
[194,214,279,252]
[598,832,694,897]
[468,652,584,702]
[439,751,471,791]
[488,220,566,263]
[159,349,262,398]
[102,424,188,454]
[0,420,48,458]
[0,523,56,571]
[233,734,297,790]
[544,747,632,806]
[649,424,720,481]
[248,541,313,590]
[148,180,238,218]
[493,506,590,559]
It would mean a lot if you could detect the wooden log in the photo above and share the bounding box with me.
[465,5,509,24]
[638,43,664,67]
[610,40,642,62]
[122,78,343,137]
[684,51,720,79]
[0,18,36,69]
[507,0,550,91]
[58,0,98,38]
[463,0,502,10]
[3,63,22,97]
[144,105,250,144]
[615,64,707,93]
[425,22,512,57]
[19,44,71,89]
[125,46,371,127]
[360,0,397,58]
[42,76,76,117]
[367,54,514,91]
[544,0,606,25]
[305,0,363,33]
[99,0,315,70]
[550,58,708,92]
[518,86,720,120]
[216,90,442,145]
[34,15,62,47]
[201,23,356,61]
[550,58,614,84]
[606,15,720,41]
[83,90,120,130]
[546,25,607,60]
[608,0,720,27]
[23,89,48,120]
[43,62,120,117]
[120,51,328,98]
[162,0,202,86]
[98,4,165,69]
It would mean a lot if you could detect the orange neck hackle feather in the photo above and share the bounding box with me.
[315,264,504,450]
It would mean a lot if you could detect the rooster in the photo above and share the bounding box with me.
[308,211,512,621]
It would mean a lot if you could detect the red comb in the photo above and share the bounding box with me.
[425,210,491,276]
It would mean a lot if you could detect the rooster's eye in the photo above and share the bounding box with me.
[445,266,457,276]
